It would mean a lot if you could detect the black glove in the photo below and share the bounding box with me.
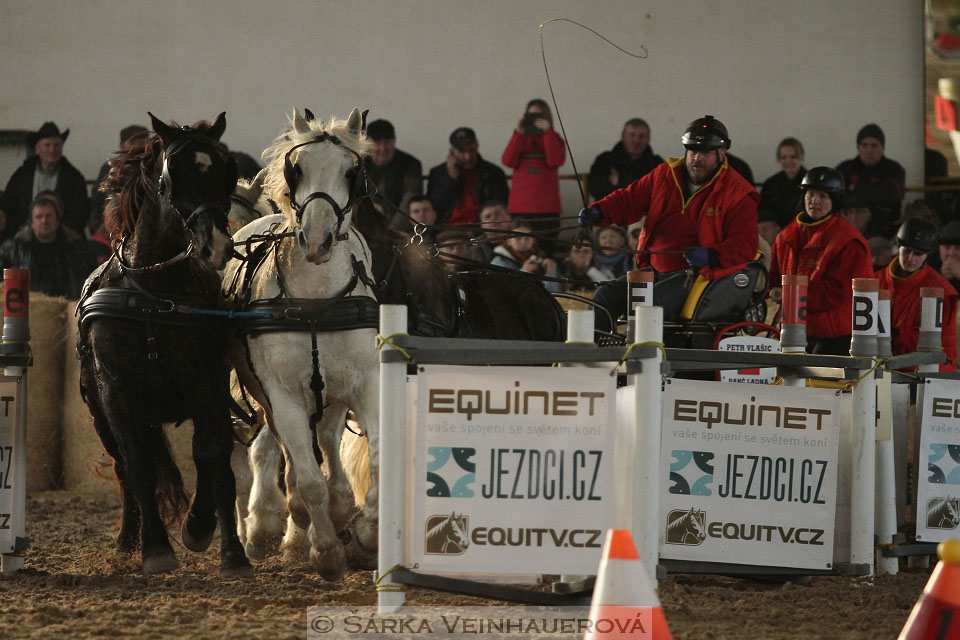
[578,206,603,227]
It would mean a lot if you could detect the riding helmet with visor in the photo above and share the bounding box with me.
[681,115,731,151]
[896,218,938,254]
[800,166,845,213]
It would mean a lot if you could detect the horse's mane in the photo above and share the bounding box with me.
[261,112,372,213]
[101,118,222,239]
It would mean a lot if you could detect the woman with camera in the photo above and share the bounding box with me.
[501,98,566,256]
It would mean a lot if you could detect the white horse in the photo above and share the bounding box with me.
[221,108,379,580]
[227,168,271,235]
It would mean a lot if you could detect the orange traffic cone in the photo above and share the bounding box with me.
[898,538,960,640]
[584,529,673,640]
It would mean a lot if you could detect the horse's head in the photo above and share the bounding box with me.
[262,107,370,264]
[149,112,237,269]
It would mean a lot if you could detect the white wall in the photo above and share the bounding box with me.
[0,0,923,218]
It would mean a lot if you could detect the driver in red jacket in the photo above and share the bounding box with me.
[876,218,957,371]
[578,115,759,330]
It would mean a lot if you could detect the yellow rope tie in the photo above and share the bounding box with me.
[564,340,594,345]
[917,344,945,351]
[842,357,891,391]
[610,341,666,376]
[374,564,407,592]
[376,332,415,364]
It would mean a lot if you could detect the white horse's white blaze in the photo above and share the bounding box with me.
[222,109,377,580]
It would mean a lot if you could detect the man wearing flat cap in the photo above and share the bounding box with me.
[362,119,423,227]
[427,127,508,225]
[835,123,905,238]
[0,122,89,240]
[88,124,148,235]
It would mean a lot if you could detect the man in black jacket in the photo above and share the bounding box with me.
[836,123,905,238]
[0,192,92,299]
[427,127,508,225]
[363,119,423,226]
[0,122,89,238]
[588,118,664,201]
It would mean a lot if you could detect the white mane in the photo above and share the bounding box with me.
[261,111,371,213]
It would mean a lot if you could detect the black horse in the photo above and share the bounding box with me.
[77,113,252,577]
[354,195,565,341]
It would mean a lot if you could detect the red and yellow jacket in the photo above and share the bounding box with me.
[592,157,759,281]
[876,260,958,371]
[770,213,873,339]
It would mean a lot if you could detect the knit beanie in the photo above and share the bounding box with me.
[857,123,885,148]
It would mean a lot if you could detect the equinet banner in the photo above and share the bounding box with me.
[409,365,616,575]
[660,379,842,570]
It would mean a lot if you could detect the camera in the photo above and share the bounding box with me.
[522,112,544,135]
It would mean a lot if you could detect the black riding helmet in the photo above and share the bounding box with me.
[681,115,731,151]
[800,166,845,213]
[897,217,938,254]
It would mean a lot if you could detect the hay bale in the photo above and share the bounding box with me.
[23,294,68,491]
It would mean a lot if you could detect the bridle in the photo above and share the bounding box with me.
[117,134,236,275]
[282,131,367,241]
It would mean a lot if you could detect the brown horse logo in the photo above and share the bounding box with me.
[665,508,707,546]
[424,513,469,555]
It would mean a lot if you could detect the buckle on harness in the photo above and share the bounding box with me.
[157,299,175,313]
[282,306,303,321]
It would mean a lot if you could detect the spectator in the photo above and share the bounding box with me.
[593,225,632,280]
[557,237,607,291]
[501,99,565,256]
[435,228,475,273]
[363,119,423,227]
[836,123,905,238]
[937,219,960,291]
[759,137,807,228]
[427,127,508,225]
[868,235,895,272]
[0,192,92,299]
[876,218,957,371]
[897,199,940,230]
[579,115,759,329]
[490,222,561,292]
[840,189,873,238]
[1,122,89,237]
[757,208,781,247]
[470,203,512,263]
[769,167,873,355]
[89,124,149,235]
[404,195,438,245]
[588,118,664,201]
[726,153,755,186]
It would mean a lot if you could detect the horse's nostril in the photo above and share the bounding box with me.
[298,230,308,252]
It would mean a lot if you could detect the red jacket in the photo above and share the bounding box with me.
[501,129,565,215]
[592,157,759,281]
[770,213,873,339]
[876,260,958,371]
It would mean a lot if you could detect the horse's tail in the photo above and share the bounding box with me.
[145,425,190,527]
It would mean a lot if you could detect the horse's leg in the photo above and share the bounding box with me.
[318,406,357,533]
[187,407,254,577]
[268,388,345,580]
[244,427,287,560]
[82,368,140,552]
[230,440,251,546]
[346,372,380,561]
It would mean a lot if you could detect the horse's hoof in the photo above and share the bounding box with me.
[221,551,255,579]
[181,519,216,552]
[142,552,179,575]
[115,534,139,553]
[347,526,378,569]
[244,541,268,562]
[310,544,346,582]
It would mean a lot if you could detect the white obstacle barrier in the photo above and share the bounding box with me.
[874,288,899,575]
[0,269,31,574]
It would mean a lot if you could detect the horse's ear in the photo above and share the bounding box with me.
[303,108,315,122]
[347,108,363,136]
[292,108,311,135]
[253,167,268,189]
[360,109,369,133]
[149,112,178,147]
[207,112,227,142]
